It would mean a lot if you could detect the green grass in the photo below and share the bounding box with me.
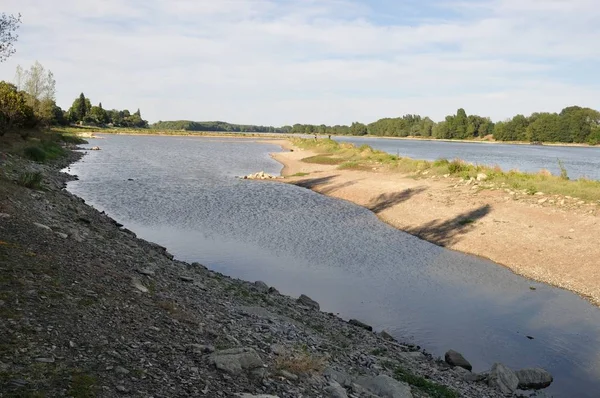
[394,367,459,398]
[16,172,43,189]
[68,373,97,397]
[301,154,346,165]
[292,138,600,201]
[290,172,310,177]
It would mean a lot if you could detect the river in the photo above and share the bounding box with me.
[67,134,600,397]
[334,136,600,181]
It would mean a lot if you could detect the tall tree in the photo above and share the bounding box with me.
[0,13,21,62]
[20,62,56,122]
[0,81,31,135]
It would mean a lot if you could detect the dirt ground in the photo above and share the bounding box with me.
[270,140,600,307]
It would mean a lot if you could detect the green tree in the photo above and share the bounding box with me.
[0,81,32,135]
[68,93,91,122]
[0,13,21,62]
[349,122,367,135]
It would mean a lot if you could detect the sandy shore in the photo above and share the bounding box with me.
[270,140,600,306]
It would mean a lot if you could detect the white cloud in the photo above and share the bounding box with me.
[0,0,598,124]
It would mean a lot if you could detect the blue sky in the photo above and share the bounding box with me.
[1,0,598,125]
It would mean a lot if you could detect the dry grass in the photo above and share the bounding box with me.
[275,352,327,375]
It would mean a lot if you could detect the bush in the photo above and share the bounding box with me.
[448,159,467,174]
[23,146,47,162]
[433,158,450,167]
[17,171,43,189]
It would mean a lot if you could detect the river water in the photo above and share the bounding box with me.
[67,135,600,397]
[335,136,600,181]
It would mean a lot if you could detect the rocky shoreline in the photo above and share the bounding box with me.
[0,144,549,397]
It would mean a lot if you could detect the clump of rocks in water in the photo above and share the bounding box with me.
[0,146,553,397]
[243,171,282,180]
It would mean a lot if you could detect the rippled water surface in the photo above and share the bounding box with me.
[67,135,600,397]
[335,136,600,180]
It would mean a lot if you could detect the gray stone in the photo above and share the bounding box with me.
[515,368,553,390]
[323,367,353,388]
[180,275,194,282]
[254,280,269,292]
[55,232,68,239]
[115,366,129,375]
[348,319,373,331]
[187,344,215,354]
[444,349,472,371]
[33,222,51,231]
[279,369,298,381]
[379,330,396,341]
[131,278,149,293]
[136,268,155,276]
[356,375,413,398]
[325,381,349,398]
[35,357,55,363]
[0,213,11,218]
[270,343,287,356]
[488,363,519,394]
[235,395,280,398]
[477,173,488,181]
[209,347,263,374]
[297,294,320,310]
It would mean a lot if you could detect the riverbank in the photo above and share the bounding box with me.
[0,139,519,397]
[271,140,600,307]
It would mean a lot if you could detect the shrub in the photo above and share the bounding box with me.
[448,159,467,174]
[17,171,43,189]
[23,146,47,162]
[558,159,569,180]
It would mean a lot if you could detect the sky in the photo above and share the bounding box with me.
[0,0,599,126]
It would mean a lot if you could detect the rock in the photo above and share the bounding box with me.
[444,350,472,371]
[515,368,553,389]
[348,319,373,331]
[55,232,68,239]
[235,395,280,398]
[270,344,287,356]
[179,275,194,282]
[0,213,10,218]
[90,146,101,150]
[538,198,548,204]
[297,294,320,310]
[488,363,519,394]
[279,369,298,381]
[136,268,155,276]
[323,367,353,388]
[187,344,215,354]
[115,385,129,393]
[209,347,263,374]
[325,381,349,398]
[115,366,130,375]
[268,286,279,295]
[452,366,479,382]
[379,330,396,341]
[131,278,149,293]
[35,357,55,363]
[33,222,51,231]
[476,173,488,181]
[254,280,269,292]
[356,374,413,398]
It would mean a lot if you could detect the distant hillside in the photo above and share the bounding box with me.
[151,120,285,133]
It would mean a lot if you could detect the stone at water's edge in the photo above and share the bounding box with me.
[356,374,413,398]
[348,319,373,331]
[297,294,320,310]
[515,368,553,390]
[209,347,264,374]
[254,280,269,292]
[445,349,473,371]
[488,363,519,394]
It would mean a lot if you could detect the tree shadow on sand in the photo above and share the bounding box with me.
[293,175,339,190]
[405,204,491,247]
[367,187,427,214]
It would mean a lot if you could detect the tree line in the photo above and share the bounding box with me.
[153,107,600,144]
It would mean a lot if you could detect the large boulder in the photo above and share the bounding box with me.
[209,347,263,374]
[356,375,413,398]
[444,350,472,371]
[515,368,553,390]
[297,294,320,310]
[488,363,519,394]
[325,381,349,398]
[348,319,373,331]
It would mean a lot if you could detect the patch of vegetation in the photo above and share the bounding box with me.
[370,347,388,356]
[558,159,569,180]
[275,352,326,375]
[457,218,475,226]
[301,154,345,165]
[23,146,47,162]
[290,172,310,177]
[68,373,97,398]
[394,367,459,398]
[16,171,43,189]
[338,160,362,170]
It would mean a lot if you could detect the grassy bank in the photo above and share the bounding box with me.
[292,138,600,202]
